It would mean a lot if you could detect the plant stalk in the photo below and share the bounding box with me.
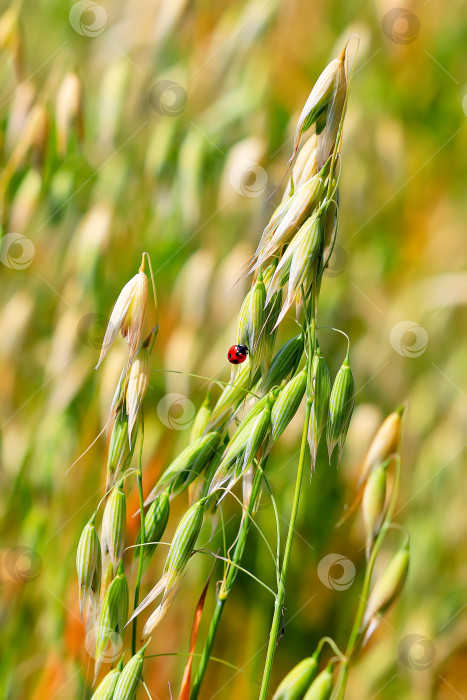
[258,397,312,700]
[189,461,265,700]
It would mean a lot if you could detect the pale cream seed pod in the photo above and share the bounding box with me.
[292,47,346,158]
[362,540,410,641]
[125,345,150,443]
[96,263,148,368]
[358,410,402,486]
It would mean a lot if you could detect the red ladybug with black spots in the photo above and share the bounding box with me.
[227,344,249,364]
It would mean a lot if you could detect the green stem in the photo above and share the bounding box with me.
[189,461,266,700]
[258,398,312,700]
[132,416,146,655]
[333,456,401,700]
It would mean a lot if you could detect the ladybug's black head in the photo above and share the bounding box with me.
[237,344,249,355]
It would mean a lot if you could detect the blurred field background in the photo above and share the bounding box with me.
[1,0,466,698]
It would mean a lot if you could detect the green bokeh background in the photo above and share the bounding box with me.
[1,0,466,698]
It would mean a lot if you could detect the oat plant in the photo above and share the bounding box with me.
[76,39,410,699]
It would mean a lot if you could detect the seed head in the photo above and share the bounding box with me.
[316,59,347,170]
[100,560,114,606]
[271,369,307,443]
[101,481,126,568]
[209,357,251,427]
[291,134,318,191]
[76,516,101,617]
[96,264,148,368]
[262,334,304,395]
[303,662,334,700]
[164,500,205,592]
[130,501,206,637]
[209,394,274,494]
[292,49,345,158]
[95,567,129,662]
[252,175,324,272]
[274,213,323,329]
[145,432,220,503]
[326,350,355,465]
[261,262,282,376]
[359,410,402,486]
[235,271,267,377]
[113,648,145,700]
[362,540,410,640]
[106,408,136,489]
[308,344,331,474]
[190,392,212,442]
[272,655,318,700]
[362,462,387,558]
[90,666,121,700]
[126,344,150,443]
[135,491,170,576]
[320,196,339,276]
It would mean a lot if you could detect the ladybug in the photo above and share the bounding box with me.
[227,344,249,364]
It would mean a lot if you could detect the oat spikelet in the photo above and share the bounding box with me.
[96,264,148,368]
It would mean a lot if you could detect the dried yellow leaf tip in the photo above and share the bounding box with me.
[96,264,148,368]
